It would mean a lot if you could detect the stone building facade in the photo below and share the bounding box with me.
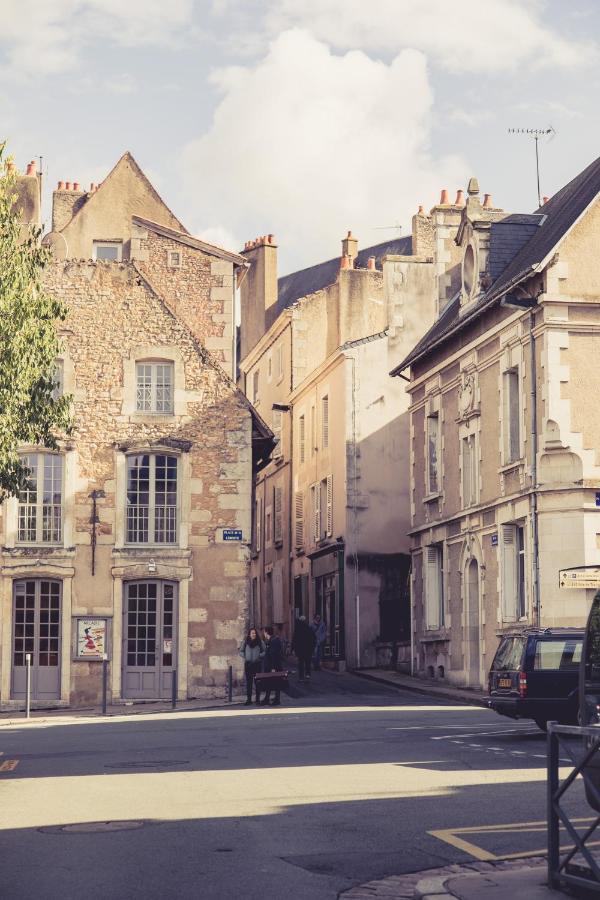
[0,155,271,709]
[239,224,437,667]
[393,158,600,688]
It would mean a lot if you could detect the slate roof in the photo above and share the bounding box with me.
[391,154,600,375]
[488,214,545,282]
[277,236,412,313]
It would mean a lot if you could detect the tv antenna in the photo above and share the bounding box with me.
[374,222,402,232]
[508,127,556,208]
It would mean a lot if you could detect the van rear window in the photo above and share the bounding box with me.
[492,637,524,671]
[533,639,582,671]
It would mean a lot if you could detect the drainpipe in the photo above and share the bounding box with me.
[529,309,541,627]
[347,353,360,667]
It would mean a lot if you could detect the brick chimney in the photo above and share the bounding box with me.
[239,234,278,362]
[341,231,358,265]
[411,205,434,258]
[430,187,465,316]
[52,180,88,232]
[12,160,42,229]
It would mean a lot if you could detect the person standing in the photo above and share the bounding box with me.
[292,615,316,681]
[260,626,284,706]
[239,627,265,705]
[310,614,327,670]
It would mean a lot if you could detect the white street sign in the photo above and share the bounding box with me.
[559,568,600,589]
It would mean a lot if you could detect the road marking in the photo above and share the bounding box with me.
[430,818,598,862]
[0,760,19,772]
[432,729,537,740]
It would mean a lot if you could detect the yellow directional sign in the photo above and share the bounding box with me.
[559,567,600,590]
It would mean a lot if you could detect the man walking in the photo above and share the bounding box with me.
[260,626,284,706]
[310,614,327,670]
[292,616,316,682]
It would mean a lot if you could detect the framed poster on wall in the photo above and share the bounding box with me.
[73,617,110,660]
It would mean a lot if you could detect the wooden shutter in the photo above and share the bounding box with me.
[424,546,440,630]
[501,524,516,620]
[299,415,305,464]
[313,483,321,543]
[294,491,304,550]
[255,498,262,552]
[274,486,283,544]
[326,475,333,537]
[273,410,282,459]
[322,395,329,449]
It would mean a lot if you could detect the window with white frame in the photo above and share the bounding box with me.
[167,249,182,268]
[136,361,174,415]
[126,453,178,544]
[272,409,282,459]
[322,395,329,450]
[501,523,527,620]
[426,412,440,495]
[18,453,63,544]
[274,485,283,545]
[461,433,477,508]
[503,367,521,463]
[311,483,320,543]
[424,543,445,629]
[93,241,122,262]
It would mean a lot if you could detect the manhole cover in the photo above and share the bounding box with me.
[104,760,189,769]
[39,820,148,834]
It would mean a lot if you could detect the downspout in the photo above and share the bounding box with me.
[529,309,541,627]
[348,353,360,667]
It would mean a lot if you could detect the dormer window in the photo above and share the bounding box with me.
[93,241,122,262]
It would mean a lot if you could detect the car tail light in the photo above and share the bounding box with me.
[518,671,527,698]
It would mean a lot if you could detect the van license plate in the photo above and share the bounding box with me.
[498,678,512,688]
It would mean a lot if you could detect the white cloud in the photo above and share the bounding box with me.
[181,29,468,272]
[0,0,194,78]
[263,0,595,72]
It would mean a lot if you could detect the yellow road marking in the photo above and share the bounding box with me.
[429,818,598,861]
[0,760,19,772]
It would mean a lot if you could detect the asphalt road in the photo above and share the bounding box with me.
[0,671,586,899]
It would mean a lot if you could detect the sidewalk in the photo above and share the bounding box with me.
[343,856,551,900]
[0,693,246,727]
[353,667,487,708]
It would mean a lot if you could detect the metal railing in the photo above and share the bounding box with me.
[548,722,600,892]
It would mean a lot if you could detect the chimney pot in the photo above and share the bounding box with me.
[73,182,80,192]
[347,230,353,238]
[267,233,274,244]
[542,195,550,205]
[65,181,71,191]
[440,189,450,204]
[367,256,376,271]
[418,204,424,214]
[340,254,351,270]
[483,193,492,208]
[57,181,65,190]
[26,160,37,176]
[455,189,465,206]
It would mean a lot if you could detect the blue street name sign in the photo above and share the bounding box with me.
[491,533,498,546]
[223,529,243,542]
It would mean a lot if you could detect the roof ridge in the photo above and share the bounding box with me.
[132,215,245,265]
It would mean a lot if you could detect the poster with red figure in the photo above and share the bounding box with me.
[75,618,108,659]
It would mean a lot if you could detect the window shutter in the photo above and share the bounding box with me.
[274,486,283,544]
[425,546,440,630]
[501,524,516,621]
[326,475,333,537]
[272,410,282,459]
[256,498,262,552]
[313,483,321,543]
[294,491,304,550]
[299,415,306,464]
[322,396,329,449]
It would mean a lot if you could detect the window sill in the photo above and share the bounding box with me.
[498,460,523,474]
[423,492,442,504]
[129,413,176,424]
[420,630,451,643]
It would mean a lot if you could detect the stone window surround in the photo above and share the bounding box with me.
[122,345,187,420]
[114,446,191,551]
[499,517,528,624]
[423,540,446,631]
[424,389,442,502]
[3,447,76,551]
[499,340,525,468]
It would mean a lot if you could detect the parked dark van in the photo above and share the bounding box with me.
[488,628,584,730]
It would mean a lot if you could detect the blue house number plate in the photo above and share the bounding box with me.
[223,529,243,541]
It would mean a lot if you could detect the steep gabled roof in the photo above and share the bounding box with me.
[132,215,246,266]
[277,236,411,312]
[60,151,188,234]
[391,154,600,376]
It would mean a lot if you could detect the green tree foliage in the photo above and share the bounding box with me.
[0,143,71,497]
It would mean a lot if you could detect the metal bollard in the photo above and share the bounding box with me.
[227,665,233,703]
[171,669,177,710]
[102,655,108,716]
[25,653,31,719]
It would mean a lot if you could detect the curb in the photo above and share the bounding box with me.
[351,669,487,708]
[414,875,453,898]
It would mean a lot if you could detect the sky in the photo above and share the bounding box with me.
[1,0,599,274]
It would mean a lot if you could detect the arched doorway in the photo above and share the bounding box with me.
[466,559,481,687]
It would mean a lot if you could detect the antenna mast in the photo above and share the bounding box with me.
[508,127,555,207]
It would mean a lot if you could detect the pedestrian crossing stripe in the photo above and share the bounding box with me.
[429,818,597,861]
[0,759,19,772]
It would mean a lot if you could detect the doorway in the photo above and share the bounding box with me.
[122,580,177,699]
[12,579,61,701]
[466,559,481,687]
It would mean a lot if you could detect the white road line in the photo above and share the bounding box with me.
[432,729,537,740]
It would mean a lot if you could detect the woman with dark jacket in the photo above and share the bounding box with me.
[239,627,265,705]
[260,626,284,706]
